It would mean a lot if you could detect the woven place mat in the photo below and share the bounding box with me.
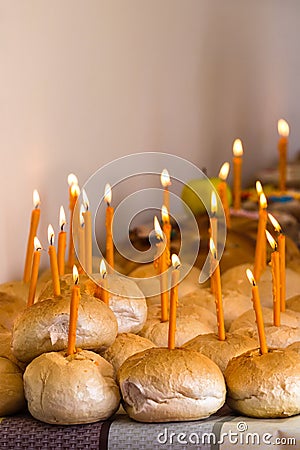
[0,412,114,450]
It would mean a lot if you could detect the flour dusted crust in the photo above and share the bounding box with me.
[225,348,300,418]
[12,294,118,363]
[183,332,258,373]
[118,347,226,422]
[229,307,299,332]
[24,350,120,424]
[104,333,156,373]
[0,356,26,416]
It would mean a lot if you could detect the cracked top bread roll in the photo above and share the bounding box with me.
[118,347,226,422]
[12,294,118,363]
[24,350,120,424]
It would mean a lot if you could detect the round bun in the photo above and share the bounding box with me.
[183,332,258,373]
[287,341,300,354]
[0,356,26,416]
[229,307,298,332]
[0,286,27,331]
[225,348,300,418]
[118,347,226,422]
[256,324,300,348]
[146,303,216,329]
[24,350,120,424]
[104,333,156,373]
[12,294,118,363]
[286,294,300,313]
[140,316,214,347]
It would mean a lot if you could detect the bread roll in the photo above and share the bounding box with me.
[12,294,118,363]
[183,332,258,373]
[254,324,300,348]
[0,356,26,416]
[287,341,300,354]
[225,348,300,418]
[104,333,156,373]
[24,350,120,424]
[229,307,299,332]
[146,303,216,329]
[118,347,226,422]
[286,294,300,313]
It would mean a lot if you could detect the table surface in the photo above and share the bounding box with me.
[0,405,299,450]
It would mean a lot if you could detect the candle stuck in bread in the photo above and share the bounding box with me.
[23,189,41,283]
[67,265,80,355]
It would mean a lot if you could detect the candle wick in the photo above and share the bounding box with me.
[50,236,54,246]
[61,223,65,232]
[75,278,79,285]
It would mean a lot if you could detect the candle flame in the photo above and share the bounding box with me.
[73,265,79,284]
[100,259,107,278]
[255,180,263,197]
[82,189,89,211]
[171,254,180,269]
[209,237,217,259]
[34,236,42,251]
[211,191,217,214]
[268,213,282,233]
[59,206,66,230]
[218,162,230,181]
[161,204,169,223]
[48,224,55,246]
[160,169,171,187]
[246,268,256,286]
[233,138,243,157]
[33,189,40,209]
[278,119,290,137]
[265,230,277,250]
[71,183,80,197]
[80,203,85,227]
[68,173,78,186]
[259,193,267,209]
[154,216,163,240]
[104,183,112,205]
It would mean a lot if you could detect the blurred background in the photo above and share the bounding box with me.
[1,0,300,282]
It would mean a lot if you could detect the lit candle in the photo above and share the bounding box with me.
[277,119,289,192]
[268,213,286,312]
[78,204,86,269]
[210,238,225,341]
[256,180,263,204]
[168,254,180,350]
[67,265,80,355]
[105,183,114,272]
[218,162,231,228]
[48,224,61,297]
[253,193,268,281]
[255,181,267,273]
[57,206,67,276]
[82,189,92,274]
[246,269,268,354]
[162,204,171,252]
[100,259,109,305]
[23,189,41,283]
[154,216,169,322]
[68,180,80,267]
[27,237,42,307]
[210,191,218,296]
[266,230,280,327]
[160,169,171,214]
[232,138,243,210]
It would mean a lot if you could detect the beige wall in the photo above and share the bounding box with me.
[1,0,300,281]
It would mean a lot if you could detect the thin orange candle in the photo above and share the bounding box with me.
[253,193,268,281]
[82,189,92,274]
[104,183,114,272]
[255,181,267,273]
[168,254,180,350]
[27,237,42,307]
[57,206,67,276]
[67,265,80,355]
[232,138,243,210]
[210,239,225,341]
[277,119,289,192]
[78,204,86,269]
[162,204,171,252]
[23,189,41,283]
[154,216,169,322]
[68,180,80,267]
[100,259,109,305]
[160,169,171,213]
[48,224,61,297]
[266,230,281,326]
[209,191,218,296]
[268,213,286,312]
[246,269,268,355]
[218,162,231,228]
